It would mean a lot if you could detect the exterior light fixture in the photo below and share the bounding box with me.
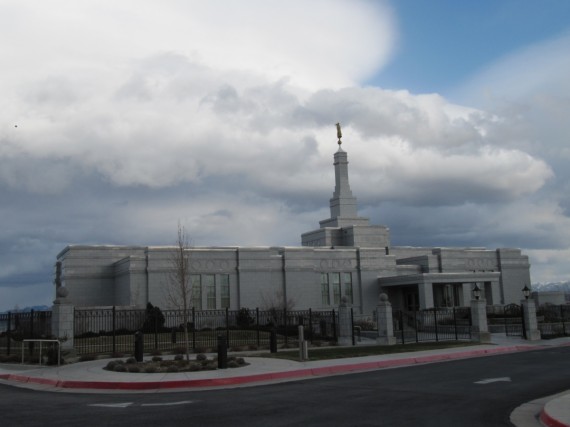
[522,285,531,300]
[472,284,481,301]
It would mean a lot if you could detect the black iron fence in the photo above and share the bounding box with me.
[537,304,570,338]
[502,304,526,338]
[392,307,471,344]
[0,310,52,356]
[74,307,338,355]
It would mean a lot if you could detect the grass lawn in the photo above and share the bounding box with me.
[252,341,481,361]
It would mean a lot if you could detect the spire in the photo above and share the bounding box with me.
[329,123,358,218]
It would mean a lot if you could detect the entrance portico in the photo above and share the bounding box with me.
[379,272,501,310]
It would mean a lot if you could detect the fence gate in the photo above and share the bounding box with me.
[503,304,526,338]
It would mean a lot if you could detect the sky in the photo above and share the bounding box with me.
[1,0,570,311]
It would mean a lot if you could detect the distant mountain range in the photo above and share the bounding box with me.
[533,281,570,302]
[533,281,570,293]
[0,305,51,314]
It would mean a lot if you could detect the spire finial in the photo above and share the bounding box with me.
[335,122,342,146]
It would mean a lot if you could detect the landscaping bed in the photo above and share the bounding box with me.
[104,353,248,373]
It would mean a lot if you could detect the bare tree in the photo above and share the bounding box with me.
[163,222,193,361]
[261,289,296,326]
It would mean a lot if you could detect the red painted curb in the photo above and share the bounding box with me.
[0,344,558,391]
[540,408,570,427]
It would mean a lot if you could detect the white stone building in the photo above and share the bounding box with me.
[55,139,531,315]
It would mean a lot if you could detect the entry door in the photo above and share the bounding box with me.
[404,289,419,312]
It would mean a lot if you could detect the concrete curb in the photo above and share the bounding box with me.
[540,394,570,427]
[0,344,539,391]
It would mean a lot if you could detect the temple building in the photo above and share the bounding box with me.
[54,131,531,314]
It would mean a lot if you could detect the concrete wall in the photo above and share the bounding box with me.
[497,248,531,305]
[58,246,145,306]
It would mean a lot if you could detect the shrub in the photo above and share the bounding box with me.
[152,356,162,362]
[128,365,141,373]
[236,307,255,328]
[166,365,178,373]
[126,357,137,364]
[105,361,118,370]
[114,364,127,372]
[189,363,201,371]
[228,360,239,368]
[236,357,246,366]
[195,353,207,361]
[142,302,165,332]
[174,354,184,361]
[144,365,157,373]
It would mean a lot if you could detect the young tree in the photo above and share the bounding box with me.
[261,289,296,326]
[163,223,193,361]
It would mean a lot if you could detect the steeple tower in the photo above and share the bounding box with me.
[301,124,390,248]
[330,145,358,219]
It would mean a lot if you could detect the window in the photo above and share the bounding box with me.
[220,274,230,308]
[204,274,216,309]
[343,272,353,304]
[191,275,201,309]
[320,273,330,306]
[434,283,462,307]
[332,273,341,305]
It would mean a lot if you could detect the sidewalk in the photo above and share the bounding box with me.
[1,335,569,426]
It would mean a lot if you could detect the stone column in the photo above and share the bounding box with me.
[52,302,74,350]
[52,285,74,350]
[417,282,434,309]
[337,297,353,346]
[521,299,541,341]
[470,299,491,343]
[376,293,396,345]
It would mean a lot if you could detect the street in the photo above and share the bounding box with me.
[1,346,569,426]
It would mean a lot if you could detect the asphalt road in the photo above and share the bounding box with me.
[1,346,569,427]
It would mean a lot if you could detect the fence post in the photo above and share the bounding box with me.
[520,304,527,339]
[112,306,116,355]
[433,308,439,342]
[470,298,491,343]
[562,305,567,336]
[375,294,396,345]
[400,310,405,344]
[154,308,159,350]
[332,309,337,341]
[308,308,313,343]
[284,307,288,347]
[225,307,230,347]
[256,308,260,347]
[351,307,355,346]
[192,307,196,350]
[452,307,458,340]
[413,310,418,343]
[521,299,541,340]
[6,312,11,356]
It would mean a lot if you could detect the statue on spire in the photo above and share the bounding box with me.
[336,122,342,146]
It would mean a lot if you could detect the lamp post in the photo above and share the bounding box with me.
[472,284,482,301]
[522,285,531,300]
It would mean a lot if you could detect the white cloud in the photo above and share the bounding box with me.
[1,1,570,310]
